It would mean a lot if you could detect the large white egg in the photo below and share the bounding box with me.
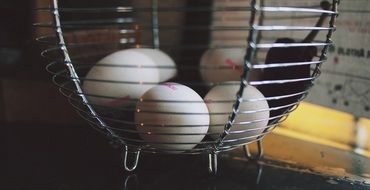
[200,48,245,83]
[133,48,177,81]
[135,83,209,152]
[204,82,270,146]
[82,49,161,107]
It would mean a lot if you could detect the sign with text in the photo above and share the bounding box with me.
[211,0,370,118]
[306,0,370,118]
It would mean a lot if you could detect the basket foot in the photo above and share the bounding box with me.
[122,146,140,172]
[208,152,218,175]
[243,139,264,161]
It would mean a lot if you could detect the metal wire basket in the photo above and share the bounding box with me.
[35,0,339,174]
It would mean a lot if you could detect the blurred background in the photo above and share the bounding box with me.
[1,0,370,189]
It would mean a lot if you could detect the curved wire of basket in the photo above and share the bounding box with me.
[36,0,339,173]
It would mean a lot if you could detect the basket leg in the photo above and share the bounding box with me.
[243,139,264,161]
[208,152,218,175]
[122,146,140,172]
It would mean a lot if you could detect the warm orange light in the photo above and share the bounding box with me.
[276,102,370,155]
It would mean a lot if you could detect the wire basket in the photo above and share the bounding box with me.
[36,0,339,173]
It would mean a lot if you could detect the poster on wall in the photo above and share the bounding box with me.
[306,0,370,118]
[211,0,370,118]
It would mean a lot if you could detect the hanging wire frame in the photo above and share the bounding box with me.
[35,0,339,174]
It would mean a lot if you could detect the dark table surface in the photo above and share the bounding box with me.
[3,123,370,190]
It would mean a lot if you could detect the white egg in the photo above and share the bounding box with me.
[200,48,246,83]
[133,48,177,81]
[204,82,270,146]
[135,83,209,152]
[82,49,160,107]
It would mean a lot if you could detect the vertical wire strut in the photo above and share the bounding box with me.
[51,0,120,142]
[246,0,266,159]
[252,0,265,61]
[51,0,141,170]
[312,0,339,77]
[214,0,259,148]
[208,0,260,174]
[152,0,160,49]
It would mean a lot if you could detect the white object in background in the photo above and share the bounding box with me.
[204,82,270,145]
[135,83,209,152]
[82,49,161,107]
[200,48,245,83]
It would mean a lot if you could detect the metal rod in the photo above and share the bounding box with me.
[123,146,141,172]
[51,0,124,145]
[243,140,264,160]
[208,152,218,175]
[215,0,259,148]
[152,0,160,48]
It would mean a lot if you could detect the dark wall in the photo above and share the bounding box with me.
[0,0,85,125]
[0,0,31,69]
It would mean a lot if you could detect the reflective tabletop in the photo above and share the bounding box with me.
[3,123,370,190]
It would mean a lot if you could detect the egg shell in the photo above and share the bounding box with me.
[204,83,270,146]
[133,48,177,81]
[82,49,161,107]
[135,83,209,152]
[200,48,245,83]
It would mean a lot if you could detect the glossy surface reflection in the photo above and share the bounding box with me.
[4,123,370,190]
